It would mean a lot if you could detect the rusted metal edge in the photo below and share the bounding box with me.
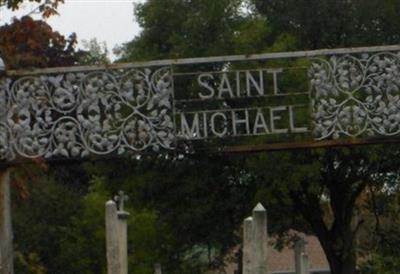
[6,45,400,76]
[219,137,400,153]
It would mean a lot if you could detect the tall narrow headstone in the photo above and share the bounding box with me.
[117,212,128,274]
[106,200,120,274]
[154,263,162,274]
[242,217,253,274]
[252,203,268,274]
[294,237,306,274]
[0,168,13,274]
[301,253,309,274]
[115,191,129,274]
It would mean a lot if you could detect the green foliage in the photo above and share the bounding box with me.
[128,209,164,274]
[79,38,110,65]
[9,1,400,274]
[84,155,254,274]
[252,0,400,49]
[114,1,400,273]
[116,0,245,61]
[55,176,108,274]
[359,255,400,274]
[15,252,47,274]
[13,172,83,274]
[232,16,271,54]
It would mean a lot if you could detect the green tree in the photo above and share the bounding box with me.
[116,1,400,274]
[12,172,83,274]
[116,0,245,61]
[252,0,400,49]
[79,38,110,65]
[245,2,400,273]
[113,1,257,272]
[246,146,400,274]
[84,155,254,274]
[0,5,109,274]
[6,1,400,274]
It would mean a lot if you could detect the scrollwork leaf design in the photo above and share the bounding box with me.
[0,66,175,161]
[311,52,400,139]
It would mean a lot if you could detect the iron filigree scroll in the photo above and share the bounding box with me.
[0,67,175,161]
[310,52,400,140]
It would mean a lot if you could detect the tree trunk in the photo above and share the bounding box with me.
[290,178,359,274]
[315,226,357,274]
[325,249,356,274]
[324,246,356,274]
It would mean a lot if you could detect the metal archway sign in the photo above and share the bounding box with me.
[2,45,400,161]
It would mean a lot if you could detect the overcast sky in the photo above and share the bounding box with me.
[0,0,144,60]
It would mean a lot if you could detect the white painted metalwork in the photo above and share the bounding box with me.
[6,45,400,75]
[0,67,175,160]
[310,52,400,139]
[2,45,400,161]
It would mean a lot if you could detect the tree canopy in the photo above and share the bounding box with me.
[5,1,400,274]
[113,1,400,274]
[253,0,400,49]
[0,16,80,69]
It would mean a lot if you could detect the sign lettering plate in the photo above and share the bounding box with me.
[1,46,400,161]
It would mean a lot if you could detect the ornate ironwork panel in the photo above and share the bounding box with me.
[310,52,400,140]
[0,67,175,161]
[2,46,400,161]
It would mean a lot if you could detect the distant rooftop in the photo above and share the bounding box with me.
[224,231,330,274]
